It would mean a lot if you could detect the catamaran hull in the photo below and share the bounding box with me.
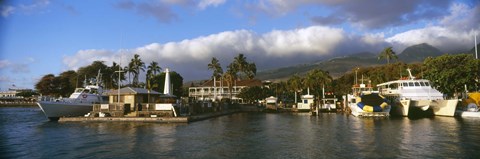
[392,99,457,117]
[431,99,458,117]
[37,102,93,120]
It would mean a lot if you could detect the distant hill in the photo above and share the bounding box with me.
[256,43,459,81]
[397,43,442,63]
[256,52,383,80]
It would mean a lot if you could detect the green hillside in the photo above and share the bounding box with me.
[398,43,442,63]
[256,43,462,81]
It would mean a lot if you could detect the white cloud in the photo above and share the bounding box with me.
[63,49,114,71]
[63,26,349,80]
[386,3,480,53]
[361,33,385,46]
[1,5,15,17]
[198,0,226,9]
[0,59,31,74]
[0,60,12,69]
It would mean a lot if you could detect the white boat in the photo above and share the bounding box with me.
[37,71,106,120]
[265,96,278,110]
[455,92,480,117]
[347,82,390,117]
[377,69,458,117]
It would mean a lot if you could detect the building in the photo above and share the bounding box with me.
[107,87,161,110]
[188,79,263,103]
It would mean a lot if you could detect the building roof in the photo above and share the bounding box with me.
[197,79,263,87]
[107,87,161,95]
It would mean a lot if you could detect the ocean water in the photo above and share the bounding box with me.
[1,107,480,159]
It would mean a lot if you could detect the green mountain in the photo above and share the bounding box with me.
[397,43,442,63]
[257,43,450,81]
[256,52,383,80]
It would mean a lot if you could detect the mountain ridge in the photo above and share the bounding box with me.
[256,43,478,81]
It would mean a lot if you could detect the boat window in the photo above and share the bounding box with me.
[419,82,425,86]
[425,82,430,86]
[303,100,308,104]
[75,88,84,93]
[403,83,408,87]
[408,82,414,87]
[391,83,398,89]
[414,82,420,86]
[91,89,98,94]
[83,89,89,93]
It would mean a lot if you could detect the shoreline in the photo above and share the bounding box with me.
[0,103,37,107]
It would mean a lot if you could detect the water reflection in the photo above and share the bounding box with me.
[2,108,480,158]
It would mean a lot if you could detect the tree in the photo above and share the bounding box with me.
[207,57,223,80]
[146,61,162,96]
[246,63,257,79]
[288,74,303,103]
[151,71,184,97]
[110,62,126,88]
[58,70,78,97]
[423,54,479,98]
[304,69,332,99]
[77,61,109,86]
[223,64,237,100]
[124,64,136,85]
[237,86,268,104]
[35,74,59,96]
[129,54,145,86]
[231,54,256,80]
[147,61,161,76]
[378,47,398,64]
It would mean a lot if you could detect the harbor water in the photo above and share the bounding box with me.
[1,106,480,158]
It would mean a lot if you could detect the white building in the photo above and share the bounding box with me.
[188,79,263,103]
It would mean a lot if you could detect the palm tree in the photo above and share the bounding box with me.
[288,74,303,103]
[147,61,161,76]
[304,69,332,101]
[124,64,136,85]
[233,54,248,79]
[224,63,238,100]
[110,62,125,88]
[146,61,161,102]
[246,63,256,79]
[378,47,398,64]
[207,57,223,80]
[129,54,145,86]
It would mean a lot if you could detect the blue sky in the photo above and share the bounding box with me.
[0,0,479,90]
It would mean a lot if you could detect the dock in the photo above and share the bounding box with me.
[58,109,240,123]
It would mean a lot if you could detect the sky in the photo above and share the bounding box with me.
[0,0,479,90]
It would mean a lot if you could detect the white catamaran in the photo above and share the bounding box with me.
[377,69,458,117]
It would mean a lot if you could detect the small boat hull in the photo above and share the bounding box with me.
[37,101,93,120]
[455,110,480,117]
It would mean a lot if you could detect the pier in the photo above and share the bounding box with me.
[59,109,240,123]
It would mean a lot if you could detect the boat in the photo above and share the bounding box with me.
[347,81,390,117]
[320,91,337,112]
[377,69,458,117]
[265,96,278,110]
[455,92,480,117]
[37,71,106,120]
